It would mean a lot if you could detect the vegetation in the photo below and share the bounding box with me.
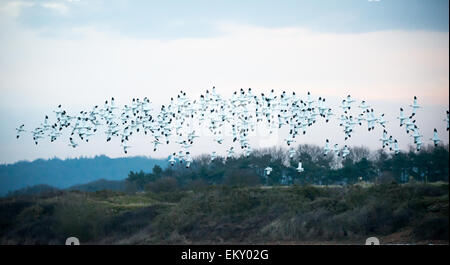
[1,144,448,244]
[0,155,167,196]
[125,144,449,191]
[0,183,447,244]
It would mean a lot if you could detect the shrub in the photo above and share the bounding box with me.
[413,216,449,240]
[53,193,111,242]
[146,177,179,193]
[224,169,260,186]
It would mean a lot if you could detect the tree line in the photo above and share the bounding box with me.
[127,144,449,192]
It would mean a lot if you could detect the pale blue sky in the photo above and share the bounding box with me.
[0,0,448,164]
[11,0,450,38]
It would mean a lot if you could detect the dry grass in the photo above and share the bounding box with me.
[0,182,448,244]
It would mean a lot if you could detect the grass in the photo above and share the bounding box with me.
[0,182,448,245]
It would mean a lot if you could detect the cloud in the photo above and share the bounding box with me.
[0,0,73,20]
[1,22,448,107]
[0,21,448,163]
[41,2,69,14]
[0,1,34,17]
[4,0,449,40]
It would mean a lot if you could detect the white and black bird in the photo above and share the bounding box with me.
[185,152,193,168]
[288,147,296,159]
[430,128,440,147]
[409,96,421,115]
[323,139,331,156]
[296,161,304,173]
[393,139,400,155]
[16,124,26,139]
[169,153,176,166]
[18,88,441,165]
[397,108,407,127]
[264,166,273,176]
[341,145,350,158]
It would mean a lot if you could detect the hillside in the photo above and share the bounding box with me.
[5,179,128,198]
[67,179,127,192]
[0,183,447,245]
[0,155,167,196]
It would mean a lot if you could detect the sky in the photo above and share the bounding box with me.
[0,0,449,164]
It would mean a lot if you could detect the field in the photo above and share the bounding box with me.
[0,182,448,245]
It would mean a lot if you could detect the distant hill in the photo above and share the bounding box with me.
[0,155,167,196]
[5,184,61,197]
[5,179,127,197]
[67,179,127,192]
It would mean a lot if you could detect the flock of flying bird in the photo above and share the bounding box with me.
[16,87,449,177]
